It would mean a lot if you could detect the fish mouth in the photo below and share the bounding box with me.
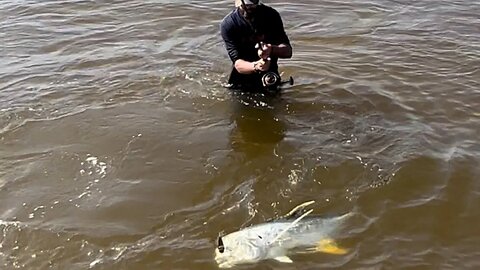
[217,262,235,269]
[214,253,240,269]
[214,254,230,269]
[215,257,235,269]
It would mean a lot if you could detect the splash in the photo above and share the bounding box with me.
[81,156,108,179]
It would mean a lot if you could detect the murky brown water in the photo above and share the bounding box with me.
[1,0,480,269]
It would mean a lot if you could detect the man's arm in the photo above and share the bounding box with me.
[221,18,270,74]
[265,9,292,59]
[234,59,270,74]
[271,43,292,59]
[259,43,292,59]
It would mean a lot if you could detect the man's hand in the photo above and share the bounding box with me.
[256,42,272,60]
[253,58,271,72]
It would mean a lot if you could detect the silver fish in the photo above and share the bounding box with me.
[214,201,351,268]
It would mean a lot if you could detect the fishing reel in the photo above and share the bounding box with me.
[261,72,280,88]
[261,72,294,90]
[255,42,294,90]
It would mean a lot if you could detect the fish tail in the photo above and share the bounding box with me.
[315,239,348,255]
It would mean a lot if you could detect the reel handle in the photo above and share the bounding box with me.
[280,76,294,86]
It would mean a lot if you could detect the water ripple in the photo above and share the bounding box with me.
[1,0,480,269]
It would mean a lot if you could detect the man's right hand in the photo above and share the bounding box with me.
[256,42,272,60]
[253,58,271,72]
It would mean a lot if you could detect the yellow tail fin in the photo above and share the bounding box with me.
[316,239,348,255]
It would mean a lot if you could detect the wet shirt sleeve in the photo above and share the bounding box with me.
[269,9,290,46]
[220,17,240,63]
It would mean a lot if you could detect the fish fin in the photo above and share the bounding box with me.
[296,248,317,254]
[270,209,313,244]
[283,200,315,219]
[274,256,293,263]
[316,239,348,255]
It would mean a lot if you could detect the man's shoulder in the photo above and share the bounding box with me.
[258,4,281,17]
[220,9,239,29]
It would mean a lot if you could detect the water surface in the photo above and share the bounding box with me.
[1,0,480,269]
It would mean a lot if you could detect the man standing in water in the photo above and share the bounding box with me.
[220,0,292,91]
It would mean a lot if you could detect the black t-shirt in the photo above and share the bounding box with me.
[220,5,290,89]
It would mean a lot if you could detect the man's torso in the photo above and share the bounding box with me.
[220,5,290,90]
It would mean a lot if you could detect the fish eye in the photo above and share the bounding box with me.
[217,237,225,253]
